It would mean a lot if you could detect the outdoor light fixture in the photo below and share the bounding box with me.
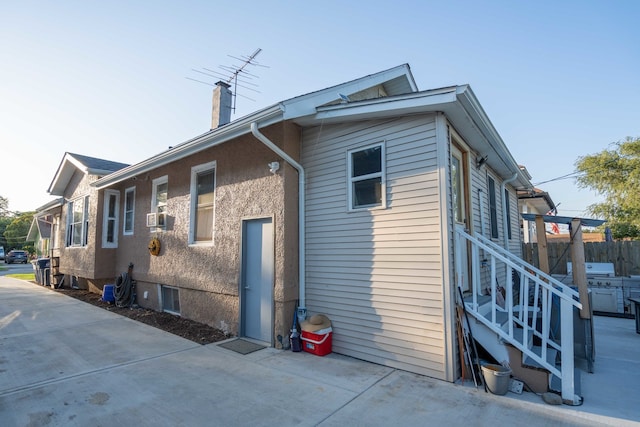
[268,161,280,174]
[476,155,488,169]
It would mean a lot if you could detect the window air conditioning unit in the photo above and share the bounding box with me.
[146,212,166,227]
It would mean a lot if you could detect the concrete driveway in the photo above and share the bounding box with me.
[0,277,636,426]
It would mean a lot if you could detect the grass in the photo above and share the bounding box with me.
[6,273,36,281]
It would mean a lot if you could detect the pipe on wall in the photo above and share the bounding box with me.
[250,122,307,321]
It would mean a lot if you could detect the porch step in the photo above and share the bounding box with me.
[482,310,509,327]
[510,327,533,349]
[523,345,558,369]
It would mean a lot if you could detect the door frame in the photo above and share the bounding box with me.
[450,129,473,292]
[239,216,275,344]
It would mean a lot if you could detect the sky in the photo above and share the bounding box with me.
[1,0,639,219]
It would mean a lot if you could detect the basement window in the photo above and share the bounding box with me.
[161,285,180,315]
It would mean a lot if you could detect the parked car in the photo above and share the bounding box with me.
[5,250,29,264]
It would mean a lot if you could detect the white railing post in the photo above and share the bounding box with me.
[456,228,580,403]
[560,287,577,404]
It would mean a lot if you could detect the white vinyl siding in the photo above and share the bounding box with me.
[302,115,445,378]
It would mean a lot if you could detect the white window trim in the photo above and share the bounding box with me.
[123,186,135,236]
[347,142,387,211]
[102,190,120,248]
[488,175,499,240]
[66,195,89,248]
[151,175,168,233]
[189,161,216,245]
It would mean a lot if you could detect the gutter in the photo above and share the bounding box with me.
[501,173,518,249]
[93,106,283,189]
[250,122,307,322]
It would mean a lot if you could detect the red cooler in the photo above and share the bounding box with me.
[301,327,332,356]
[300,314,332,356]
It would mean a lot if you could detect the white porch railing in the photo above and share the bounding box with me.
[455,228,582,405]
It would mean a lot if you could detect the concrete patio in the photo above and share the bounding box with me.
[0,277,638,426]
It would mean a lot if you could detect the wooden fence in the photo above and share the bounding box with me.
[522,241,640,277]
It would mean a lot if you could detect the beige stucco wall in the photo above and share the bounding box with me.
[102,121,301,344]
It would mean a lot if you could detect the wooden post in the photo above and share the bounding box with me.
[571,218,591,319]
[535,215,550,274]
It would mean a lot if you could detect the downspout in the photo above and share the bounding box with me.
[501,173,518,250]
[250,122,307,322]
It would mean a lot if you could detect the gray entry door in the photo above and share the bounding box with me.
[241,218,274,342]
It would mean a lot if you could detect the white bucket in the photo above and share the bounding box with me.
[481,364,512,395]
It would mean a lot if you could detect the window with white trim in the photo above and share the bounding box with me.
[488,176,499,239]
[102,190,120,247]
[151,176,168,231]
[161,285,180,314]
[189,161,216,244]
[123,187,135,235]
[348,143,386,210]
[66,196,89,247]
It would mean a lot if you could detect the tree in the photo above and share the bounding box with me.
[0,217,11,249]
[575,137,640,239]
[0,196,8,216]
[3,212,34,250]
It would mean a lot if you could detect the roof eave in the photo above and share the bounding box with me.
[301,87,531,189]
[93,105,284,189]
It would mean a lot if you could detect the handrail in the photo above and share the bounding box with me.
[475,233,580,298]
[461,230,581,305]
[455,227,581,405]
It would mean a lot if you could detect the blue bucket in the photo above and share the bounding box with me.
[102,284,115,302]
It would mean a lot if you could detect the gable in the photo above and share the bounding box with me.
[49,152,129,196]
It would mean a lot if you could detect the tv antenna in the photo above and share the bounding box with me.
[186,48,267,113]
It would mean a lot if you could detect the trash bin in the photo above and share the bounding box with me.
[35,258,50,285]
[630,298,640,334]
[481,364,512,395]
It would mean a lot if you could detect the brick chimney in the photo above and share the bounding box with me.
[211,81,232,129]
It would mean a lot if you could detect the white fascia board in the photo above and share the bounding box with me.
[48,156,80,195]
[282,64,417,120]
[455,87,531,189]
[35,197,64,213]
[93,106,284,189]
[26,218,39,241]
[309,89,458,124]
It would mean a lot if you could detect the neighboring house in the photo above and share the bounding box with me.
[46,64,583,403]
[47,153,129,289]
[517,176,557,243]
[26,198,64,257]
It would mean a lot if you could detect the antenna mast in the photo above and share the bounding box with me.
[187,48,267,114]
